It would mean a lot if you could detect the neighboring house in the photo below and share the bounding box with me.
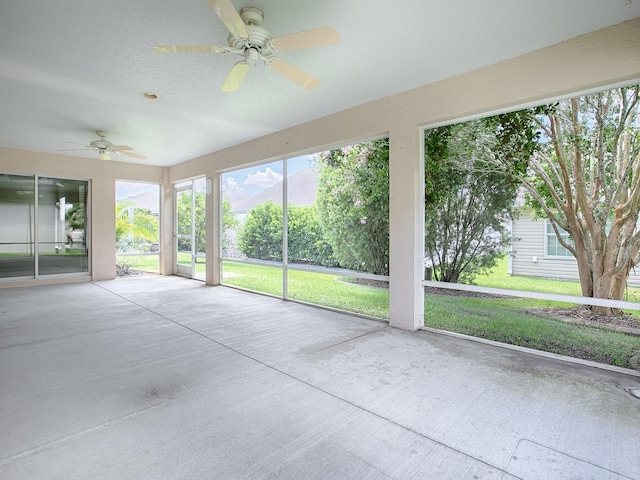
[510,208,640,287]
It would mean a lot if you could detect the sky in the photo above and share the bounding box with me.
[115,181,159,202]
[222,154,317,196]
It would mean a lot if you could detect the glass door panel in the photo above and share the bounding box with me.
[175,178,207,280]
[0,174,35,278]
[37,177,88,275]
[175,187,193,277]
[193,178,206,281]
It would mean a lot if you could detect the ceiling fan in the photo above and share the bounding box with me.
[153,0,340,92]
[59,131,146,161]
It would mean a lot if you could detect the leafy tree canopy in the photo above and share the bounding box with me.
[315,140,389,275]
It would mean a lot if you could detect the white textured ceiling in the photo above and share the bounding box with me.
[0,0,638,167]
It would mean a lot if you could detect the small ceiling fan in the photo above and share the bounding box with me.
[153,0,339,92]
[59,131,146,161]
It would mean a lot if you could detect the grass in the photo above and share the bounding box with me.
[222,262,389,318]
[116,254,160,273]
[473,256,640,303]
[423,294,640,368]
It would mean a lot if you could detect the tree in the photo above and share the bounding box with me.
[176,190,206,253]
[115,201,158,248]
[238,200,282,261]
[287,205,337,266]
[424,112,535,283]
[315,140,389,275]
[509,85,640,313]
[65,202,85,230]
[221,197,239,255]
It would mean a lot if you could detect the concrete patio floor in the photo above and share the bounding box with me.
[1,276,639,479]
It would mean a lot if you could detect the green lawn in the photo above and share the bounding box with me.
[222,262,389,318]
[472,256,640,302]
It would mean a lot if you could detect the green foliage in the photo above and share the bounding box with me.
[424,113,535,283]
[115,201,158,250]
[176,190,206,253]
[315,140,390,275]
[238,200,283,261]
[222,197,238,253]
[516,86,640,303]
[287,205,338,266]
[65,203,85,230]
[238,201,336,265]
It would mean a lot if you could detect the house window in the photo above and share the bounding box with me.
[545,221,572,257]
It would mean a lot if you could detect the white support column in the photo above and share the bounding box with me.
[207,174,221,286]
[91,177,116,280]
[160,169,175,276]
[389,123,424,330]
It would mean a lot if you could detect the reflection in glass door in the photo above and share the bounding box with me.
[175,178,206,280]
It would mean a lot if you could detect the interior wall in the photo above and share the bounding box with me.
[0,148,164,286]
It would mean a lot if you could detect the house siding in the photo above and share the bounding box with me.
[511,211,640,287]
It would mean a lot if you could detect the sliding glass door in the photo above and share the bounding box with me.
[0,174,89,280]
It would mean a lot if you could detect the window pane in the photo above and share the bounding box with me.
[286,155,338,269]
[176,190,193,236]
[193,178,207,281]
[115,181,160,275]
[38,177,88,275]
[222,161,283,263]
[311,141,389,276]
[0,174,35,278]
[222,260,283,297]
[288,269,388,319]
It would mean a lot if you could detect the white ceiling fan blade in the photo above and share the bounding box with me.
[63,141,94,149]
[57,148,93,152]
[109,145,133,152]
[114,150,147,160]
[270,26,340,52]
[207,0,249,39]
[221,61,250,92]
[268,59,319,90]
[153,45,230,54]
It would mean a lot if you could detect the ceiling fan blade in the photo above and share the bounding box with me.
[268,59,319,90]
[221,61,250,92]
[153,44,230,54]
[207,0,249,39]
[270,26,340,52]
[63,141,94,149]
[57,148,93,152]
[109,145,133,152]
[115,150,147,160]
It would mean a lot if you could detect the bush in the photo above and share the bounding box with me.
[238,201,337,266]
